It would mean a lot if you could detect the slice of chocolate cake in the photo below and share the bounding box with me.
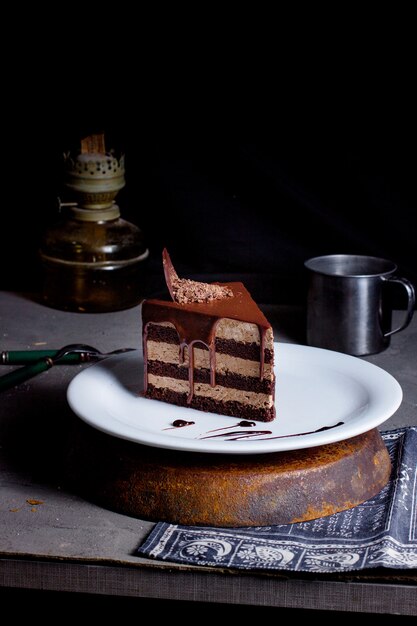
[141,250,276,422]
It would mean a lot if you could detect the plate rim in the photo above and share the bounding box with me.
[66,342,403,455]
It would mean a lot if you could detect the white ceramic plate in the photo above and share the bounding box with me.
[66,343,402,455]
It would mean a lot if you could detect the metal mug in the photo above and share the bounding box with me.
[304,254,415,355]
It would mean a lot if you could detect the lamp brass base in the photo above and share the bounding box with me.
[65,422,391,527]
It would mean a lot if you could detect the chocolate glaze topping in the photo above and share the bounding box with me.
[142,282,271,404]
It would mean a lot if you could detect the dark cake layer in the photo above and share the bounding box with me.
[147,384,276,422]
[147,360,274,394]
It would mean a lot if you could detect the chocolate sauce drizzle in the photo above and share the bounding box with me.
[179,338,217,403]
[160,417,344,441]
[163,419,195,430]
[202,420,257,435]
[199,420,344,440]
[202,429,272,440]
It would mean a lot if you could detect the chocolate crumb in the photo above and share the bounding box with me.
[173,278,232,304]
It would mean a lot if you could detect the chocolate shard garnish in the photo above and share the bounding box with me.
[162,248,179,301]
[162,248,233,304]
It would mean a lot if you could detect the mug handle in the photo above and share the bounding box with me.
[384,276,416,338]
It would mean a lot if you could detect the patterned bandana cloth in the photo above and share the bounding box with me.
[137,427,417,573]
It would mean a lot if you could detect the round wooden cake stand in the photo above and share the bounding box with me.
[64,421,391,527]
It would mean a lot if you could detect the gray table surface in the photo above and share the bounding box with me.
[0,291,416,615]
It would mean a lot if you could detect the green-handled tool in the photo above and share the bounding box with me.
[1,350,86,364]
[0,344,135,392]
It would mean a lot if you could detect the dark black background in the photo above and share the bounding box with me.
[2,35,416,307]
[1,18,416,621]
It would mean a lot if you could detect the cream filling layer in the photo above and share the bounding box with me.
[151,320,274,349]
[146,340,274,380]
[147,374,274,409]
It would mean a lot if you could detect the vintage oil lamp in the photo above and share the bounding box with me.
[39,134,149,312]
